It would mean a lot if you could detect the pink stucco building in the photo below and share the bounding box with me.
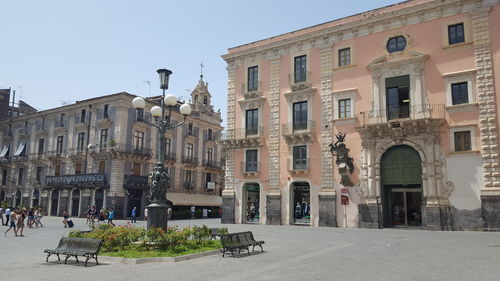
[221,0,500,230]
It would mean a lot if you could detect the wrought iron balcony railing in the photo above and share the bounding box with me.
[287,158,310,172]
[240,161,259,174]
[359,104,446,126]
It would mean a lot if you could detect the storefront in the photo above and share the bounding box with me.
[291,182,310,225]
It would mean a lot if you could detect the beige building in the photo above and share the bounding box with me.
[0,76,223,218]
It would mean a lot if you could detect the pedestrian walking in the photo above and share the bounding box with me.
[4,209,17,236]
[131,207,137,223]
[107,209,115,226]
[35,208,44,227]
[0,207,4,226]
[62,210,69,228]
[5,207,11,226]
[17,209,26,237]
[27,208,35,228]
[144,207,148,221]
[97,210,106,225]
[190,206,196,220]
[167,207,172,221]
[85,206,92,224]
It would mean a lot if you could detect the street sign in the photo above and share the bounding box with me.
[340,188,349,205]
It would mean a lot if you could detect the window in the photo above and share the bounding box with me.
[75,162,82,174]
[80,109,86,123]
[18,168,24,185]
[77,132,85,151]
[293,101,308,130]
[103,104,109,119]
[386,75,410,120]
[207,129,213,141]
[41,118,46,130]
[56,136,64,154]
[38,138,45,155]
[448,23,465,45]
[98,161,106,173]
[185,170,192,184]
[54,164,62,176]
[387,36,407,53]
[338,99,352,119]
[205,172,212,188]
[451,82,469,105]
[134,131,144,150]
[59,113,65,127]
[207,148,213,164]
[132,162,141,176]
[165,138,171,156]
[187,123,194,136]
[293,145,308,170]
[100,129,108,147]
[36,166,42,183]
[2,169,7,185]
[338,48,351,67]
[245,109,259,135]
[186,143,194,159]
[135,108,144,121]
[245,149,258,172]
[248,66,259,91]
[294,55,307,83]
[454,131,471,151]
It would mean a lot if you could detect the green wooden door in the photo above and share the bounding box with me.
[381,145,422,185]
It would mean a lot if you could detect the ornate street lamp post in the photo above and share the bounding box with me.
[132,68,192,229]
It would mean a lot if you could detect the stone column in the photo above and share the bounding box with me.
[109,159,125,218]
[358,139,380,229]
[471,8,500,230]
[318,45,336,227]
[266,57,282,225]
[222,62,237,224]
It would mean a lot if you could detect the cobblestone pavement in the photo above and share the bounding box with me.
[1,216,500,281]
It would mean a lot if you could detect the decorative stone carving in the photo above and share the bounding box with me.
[329,132,355,187]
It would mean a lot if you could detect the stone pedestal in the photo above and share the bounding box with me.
[147,202,169,229]
[318,190,336,227]
[221,190,235,224]
[266,190,281,225]
[481,195,500,231]
[358,203,380,229]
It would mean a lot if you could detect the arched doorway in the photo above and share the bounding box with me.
[0,190,5,202]
[71,190,80,217]
[15,190,21,207]
[381,145,422,228]
[242,183,260,223]
[126,189,142,218]
[50,190,59,216]
[290,182,311,225]
[32,189,40,207]
[95,189,104,211]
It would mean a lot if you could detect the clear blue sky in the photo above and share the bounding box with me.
[0,0,402,127]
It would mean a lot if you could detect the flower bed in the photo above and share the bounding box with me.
[69,225,227,258]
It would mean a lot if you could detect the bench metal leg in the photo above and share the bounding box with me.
[259,245,264,252]
[56,254,60,261]
[95,255,99,265]
[64,255,70,264]
[75,256,79,263]
[46,253,52,262]
[85,255,91,267]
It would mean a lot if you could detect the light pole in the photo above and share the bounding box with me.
[131,68,192,229]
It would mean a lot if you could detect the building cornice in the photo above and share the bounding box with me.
[222,0,499,65]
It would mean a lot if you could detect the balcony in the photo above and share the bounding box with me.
[241,161,259,175]
[11,155,28,162]
[165,152,177,163]
[183,182,195,190]
[29,152,47,161]
[205,132,221,143]
[18,128,30,137]
[358,104,446,138]
[281,121,315,145]
[48,150,67,160]
[221,127,263,149]
[182,156,198,167]
[241,81,262,99]
[202,160,221,171]
[88,143,152,160]
[288,71,312,91]
[123,175,149,190]
[45,173,107,189]
[288,158,310,174]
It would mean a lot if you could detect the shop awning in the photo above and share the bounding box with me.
[167,193,222,207]
[0,145,9,158]
[14,141,26,156]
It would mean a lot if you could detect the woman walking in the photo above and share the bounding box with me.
[62,210,69,228]
[4,209,17,236]
[17,209,26,237]
[107,209,115,226]
[35,208,44,227]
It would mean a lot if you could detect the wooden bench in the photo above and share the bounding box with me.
[220,231,265,257]
[44,237,102,266]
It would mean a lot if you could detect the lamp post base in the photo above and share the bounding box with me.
[146,202,170,229]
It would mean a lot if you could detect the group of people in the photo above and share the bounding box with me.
[83,206,116,227]
[0,207,45,237]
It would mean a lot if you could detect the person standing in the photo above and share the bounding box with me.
[62,210,69,228]
[190,206,196,220]
[167,207,172,221]
[27,208,35,228]
[131,207,137,223]
[4,209,17,236]
[144,207,148,221]
[107,209,115,226]
[0,207,4,226]
[17,209,26,237]
[35,208,44,227]
[5,207,11,226]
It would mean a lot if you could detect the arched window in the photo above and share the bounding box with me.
[387,36,407,53]
[0,190,5,202]
[203,96,208,105]
[15,190,21,207]
[32,189,40,207]
[95,188,104,211]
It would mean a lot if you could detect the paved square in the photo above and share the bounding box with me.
[1,217,500,281]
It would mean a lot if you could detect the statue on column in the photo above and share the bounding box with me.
[329,132,355,187]
[150,165,169,203]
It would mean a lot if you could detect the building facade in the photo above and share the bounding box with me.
[0,76,223,218]
[221,0,500,230]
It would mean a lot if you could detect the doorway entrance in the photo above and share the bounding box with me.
[50,190,59,216]
[71,190,80,217]
[291,182,310,225]
[243,183,259,223]
[381,145,422,228]
[95,189,104,211]
[126,189,142,218]
[386,75,410,120]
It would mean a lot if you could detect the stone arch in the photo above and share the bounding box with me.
[241,182,261,224]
